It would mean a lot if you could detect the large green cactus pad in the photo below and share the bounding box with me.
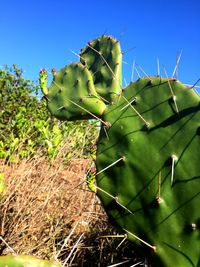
[80,35,122,103]
[46,62,106,120]
[96,77,200,266]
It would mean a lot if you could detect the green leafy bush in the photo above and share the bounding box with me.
[0,65,98,162]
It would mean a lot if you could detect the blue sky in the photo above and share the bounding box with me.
[0,0,200,92]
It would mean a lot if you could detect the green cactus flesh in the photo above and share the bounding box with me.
[95,77,200,266]
[0,255,61,267]
[80,35,122,103]
[46,62,106,120]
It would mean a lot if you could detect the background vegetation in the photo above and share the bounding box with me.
[0,65,147,266]
[0,65,98,162]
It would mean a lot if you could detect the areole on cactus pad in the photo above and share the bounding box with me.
[39,35,200,267]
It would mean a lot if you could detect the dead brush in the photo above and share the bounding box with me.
[0,156,99,257]
[0,155,146,266]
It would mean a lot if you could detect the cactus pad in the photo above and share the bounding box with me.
[96,77,200,266]
[80,35,122,103]
[45,62,106,120]
[0,255,61,267]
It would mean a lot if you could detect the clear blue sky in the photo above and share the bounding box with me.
[0,0,200,92]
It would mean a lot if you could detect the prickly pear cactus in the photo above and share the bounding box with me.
[40,35,200,267]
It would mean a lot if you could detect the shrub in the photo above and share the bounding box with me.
[0,65,98,162]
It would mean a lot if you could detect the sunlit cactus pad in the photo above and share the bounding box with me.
[80,35,122,103]
[96,77,200,266]
[46,62,106,120]
[0,255,61,267]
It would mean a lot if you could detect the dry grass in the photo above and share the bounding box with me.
[0,156,147,267]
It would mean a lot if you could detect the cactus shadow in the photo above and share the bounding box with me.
[149,104,200,132]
